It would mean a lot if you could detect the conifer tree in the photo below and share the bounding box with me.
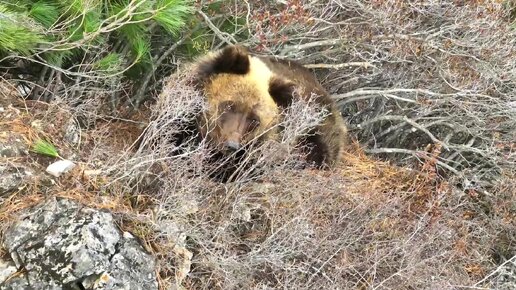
[0,0,194,105]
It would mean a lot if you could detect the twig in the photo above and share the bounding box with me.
[132,25,200,107]
[358,115,449,151]
[333,88,457,102]
[197,10,236,45]
[335,93,417,105]
[365,147,460,174]
[305,62,377,70]
[280,39,343,56]
[474,255,516,287]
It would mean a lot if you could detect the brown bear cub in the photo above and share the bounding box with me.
[191,45,348,169]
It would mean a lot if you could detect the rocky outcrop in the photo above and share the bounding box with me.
[0,198,158,290]
[0,131,33,196]
[0,164,33,196]
[0,137,27,158]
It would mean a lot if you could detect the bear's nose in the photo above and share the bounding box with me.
[224,141,241,151]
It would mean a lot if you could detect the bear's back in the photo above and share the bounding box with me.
[257,55,348,167]
[257,56,330,103]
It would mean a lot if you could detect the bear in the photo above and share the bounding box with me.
[190,45,348,169]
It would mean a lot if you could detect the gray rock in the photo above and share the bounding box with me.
[0,138,27,158]
[64,119,81,146]
[0,258,16,284]
[46,160,76,177]
[1,198,158,290]
[0,164,32,196]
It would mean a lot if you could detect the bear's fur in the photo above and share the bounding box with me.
[193,46,281,153]
[191,45,348,168]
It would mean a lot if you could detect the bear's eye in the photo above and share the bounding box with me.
[224,102,235,112]
[219,101,235,114]
[248,117,260,130]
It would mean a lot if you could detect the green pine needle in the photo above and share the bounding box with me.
[43,49,74,66]
[0,0,194,80]
[0,4,44,54]
[119,22,147,42]
[133,37,150,62]
[154,0,193,35]
[95,52,122,72]
[83,11,101,33]
[60,0,85,15]
[32,139,60,158]
[117,23,150,62]
[0,23,42,54]
[29,1,60,28]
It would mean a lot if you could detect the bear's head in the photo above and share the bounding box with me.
[193,45,295,153]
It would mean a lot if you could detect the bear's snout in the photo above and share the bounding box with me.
[224,140,241,151]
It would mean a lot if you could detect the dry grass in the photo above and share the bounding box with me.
[1,1,516,289]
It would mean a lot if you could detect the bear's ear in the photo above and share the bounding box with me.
[197,45,250,80]
[269,77,296,108]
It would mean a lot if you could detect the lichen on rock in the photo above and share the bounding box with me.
[0,198,158,290]
[0,164,32,197]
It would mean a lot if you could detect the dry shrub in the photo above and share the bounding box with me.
[172,154,516,290]
[174,152,515,290]
[1,71,514,290]
[94,68,339,288]
[93,68,515,289]
[0,78,20,104]
[205,0,516,186]
[2,1,516,288]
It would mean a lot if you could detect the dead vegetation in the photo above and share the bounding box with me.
[208,0,516,186]
[1,74,515,289]
[1,0,516,289]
